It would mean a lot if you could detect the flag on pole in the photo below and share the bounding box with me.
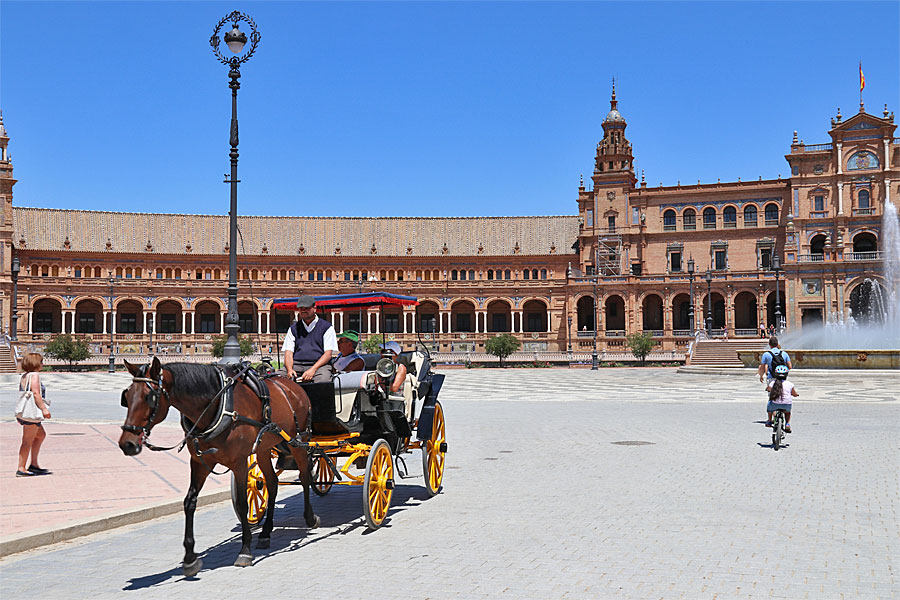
[859,62,865,92]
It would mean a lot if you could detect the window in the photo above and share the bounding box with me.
[384,314,400,333]
[765,204,779,225]
[683,209,696,230]
[608,216,616,232]
[199,314,217,333]
[347,313,362,333]
[239,313,254,333]
[531,269,538,279]
[78,314,96,333]
[714,250,727,270]
[308,272,314,281]
[586,210,593,227]
[469,270,475,280]
[344,271,351,281]
[526,312,543,331]
[723,206,737,228]
[541,269,547,280]
[703,207,717,229]
[74,268,81,278]
[34,313,53,332]
[523,270,529,280]
[760,248,772,270]
[792,165,799,176]
[504,270,511,280]
[670,252,682,272]
[456,313,472,332]
[487,270,494,280]
[744,205,757,227]
[609,303,618,317]
[858,189,870,208]
[419,314,436,333]
[813,195,824,212]
[119,313,137,333]
[663,210,676,231]
[290,271,296,281]
[156,271,163,279]
[159,313,177,333]
[451,270,458,281]
[204,272,212,280]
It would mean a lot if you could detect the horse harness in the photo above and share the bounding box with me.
[122,363,305,456]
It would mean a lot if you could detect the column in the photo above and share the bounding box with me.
[885,179,892,211]
[402,312,408,334]
[257,312,263,334]
[183,312,190,335]
[102,310,108,334]
[885,140,891,172]
[373,311,380,334]
[836,142,842,174]
[546,309,551,333]
[439,312,444,334]
[410,311,416,334]
[29,310,34,334]
[220,313,225,333]
[446,312,452,334]
[837,181,844,215]
[111,309,116,334]
[338,311,343,332]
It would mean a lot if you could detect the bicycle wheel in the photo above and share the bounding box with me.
[773,413,783,451]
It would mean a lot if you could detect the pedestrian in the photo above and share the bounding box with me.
[15,352,52,477]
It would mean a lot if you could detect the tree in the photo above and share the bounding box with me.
[210,335,256,358]
[43,334,91,370]
[484,333,520,367]
[626,332,655,366]
[361,334,386,354]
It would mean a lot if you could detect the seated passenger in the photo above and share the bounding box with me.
[333,330,364,372]
[380,341,407,395]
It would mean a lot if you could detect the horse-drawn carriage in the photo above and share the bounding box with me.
[237,292,447,530]
[117,292,446,575]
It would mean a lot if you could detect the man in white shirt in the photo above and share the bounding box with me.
[281,295,338,383]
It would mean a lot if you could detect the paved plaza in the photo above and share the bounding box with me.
[0,368,898,599]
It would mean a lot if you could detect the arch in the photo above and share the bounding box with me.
[847,150,879,171]
[722,205,737,227]
[115,299,144,333]
[765,290,786,328]
[853,231,877,253]
[671,293,692,331]
[74,298,104,334]
[576,295,595,331]
[700,292,726,330]
[486,299,511,333]
[743,204,758,226]
[522,299,547,332]
[682,207,697,230]
[237,300,258,334]
[450,300,476,333]
[857,188,871,209]
[663,209,676,230]
[849,278,888,323]
[809,233,827,255]
[32,297,63,333]
[155,300,184,334]
[194,300,222,334]
[417,300,440,333]
[604,294,626,331]
[733,291,758,330]
[112,296,149,311]
[702,206,717,229]
[641,294,664,330]
[764,203,779,224]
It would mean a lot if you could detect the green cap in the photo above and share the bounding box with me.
[337,330,359,343]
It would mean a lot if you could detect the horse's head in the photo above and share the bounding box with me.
[118,357,171,456]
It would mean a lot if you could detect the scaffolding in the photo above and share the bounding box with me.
[595,233,623,276]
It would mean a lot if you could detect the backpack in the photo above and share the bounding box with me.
[767,350,786,370]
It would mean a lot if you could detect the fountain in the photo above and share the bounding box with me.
[740,199,900,369]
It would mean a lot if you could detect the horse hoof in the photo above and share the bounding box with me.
[257,537,270,549]
[182,558,202,577]
[234,554,253,568]
[308,515,321,529]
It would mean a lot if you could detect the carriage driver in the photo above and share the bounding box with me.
[282,295,338,383]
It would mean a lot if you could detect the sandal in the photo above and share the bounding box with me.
[15,470,34,477]
[784,425,792,433]
[764,420,773,428]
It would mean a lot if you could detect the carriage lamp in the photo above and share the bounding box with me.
[10,256,19,341]
[210,11,260,365]
[704,269,713,336]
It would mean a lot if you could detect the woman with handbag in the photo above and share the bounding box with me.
[15,352,51,477]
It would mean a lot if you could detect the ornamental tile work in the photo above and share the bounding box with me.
[12,208,578,258]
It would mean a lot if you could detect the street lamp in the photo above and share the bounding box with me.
[108,277,116,373]
[10,256,19,341]
[210,11,261,365]
[591,242,600,370]
[773,253,783,333]
[567,315,572,353]
[704,269,713,336]
[687,256,695,333]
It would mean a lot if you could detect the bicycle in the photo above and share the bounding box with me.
[771,408,787,451]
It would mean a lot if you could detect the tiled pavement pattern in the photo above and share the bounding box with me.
[0,368,898,599]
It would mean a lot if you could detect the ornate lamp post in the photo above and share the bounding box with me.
[705,269,713,336]
[108,277,116,373]
[687,256,695,333]
[210,11,261,365]
[591,242,600,370]
[773,253,783,333]
[567,315,572,353]
[10,256,19,341]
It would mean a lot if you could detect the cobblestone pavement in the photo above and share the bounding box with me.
[1,368,897,599]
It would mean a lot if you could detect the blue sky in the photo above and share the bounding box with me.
[1,1,897,218]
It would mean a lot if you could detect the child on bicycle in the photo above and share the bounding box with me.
[767,364,798,432]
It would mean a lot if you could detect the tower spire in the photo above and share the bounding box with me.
[610,77,617,111]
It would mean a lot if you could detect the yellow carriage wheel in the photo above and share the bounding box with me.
[230,453,268,526]
[311,455,334,496]
[422,400,446,497]
[363,439,394,530]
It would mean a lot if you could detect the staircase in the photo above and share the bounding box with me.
[688,340,768,367]
[0,344,18,373]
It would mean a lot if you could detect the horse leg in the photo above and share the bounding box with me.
[290,446,320,529]
[231,458,254,567]
[256,448,278,549]
[182,458,210,577]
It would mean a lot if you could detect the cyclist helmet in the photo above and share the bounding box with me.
[774,364,789,380]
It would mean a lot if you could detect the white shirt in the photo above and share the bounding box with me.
[772,380,794,404]
[281,316,338,354]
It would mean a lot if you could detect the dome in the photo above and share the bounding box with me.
[603,108,625,124]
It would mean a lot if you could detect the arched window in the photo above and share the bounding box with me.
[469,270,475,280]
[847,150,879,171]
[810,234,827,256]
[504,269,511,280]
[541,269,547,280]
[523,270,529,280]
[858,189,870,208]
[743,205,758,227]
[765,204,779,224]
[487,269,494,280]
[703,207,716,229]
[451,270,458,281]
[723,206,737,228]
[683,208,696,230]
[663,209,676,230]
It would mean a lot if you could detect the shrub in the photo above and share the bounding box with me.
[484,333,520,367]
[626,332,655,366]
[210,335,256,358]
[43,334,92,371]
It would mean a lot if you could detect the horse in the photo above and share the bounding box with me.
[118,356,319,575]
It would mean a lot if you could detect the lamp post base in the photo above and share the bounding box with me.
[591,349,598,370]
[108,355,115,373]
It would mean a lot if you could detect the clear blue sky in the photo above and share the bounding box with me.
[2,1,897,218]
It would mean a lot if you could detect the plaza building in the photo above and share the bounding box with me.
[0,92,896,364]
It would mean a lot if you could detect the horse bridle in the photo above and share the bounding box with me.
[121,366,169,439]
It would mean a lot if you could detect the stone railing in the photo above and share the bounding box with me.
[845,251,882,262]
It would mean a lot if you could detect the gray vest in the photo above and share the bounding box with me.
[291,319,331,364]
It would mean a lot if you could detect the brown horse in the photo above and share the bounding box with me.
[118,357,319,576]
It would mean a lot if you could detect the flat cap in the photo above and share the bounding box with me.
[296,295,316,308]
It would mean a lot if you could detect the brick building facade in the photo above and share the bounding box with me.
[0,93,896,361]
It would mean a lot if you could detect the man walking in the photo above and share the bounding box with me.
[282,295,337,383]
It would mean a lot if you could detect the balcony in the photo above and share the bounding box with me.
[764,219,779,226]
[852,208,876,216]
[845,251,882,262]
[798,254,826,263]
[793,143,833,153]
[809,211,829,219]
